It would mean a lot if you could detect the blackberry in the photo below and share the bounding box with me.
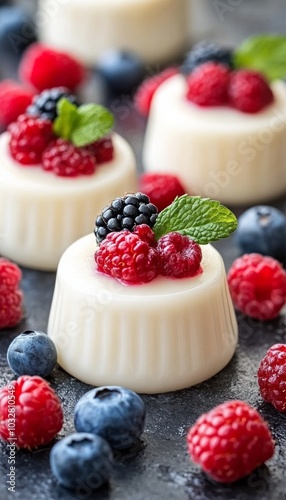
[26,87,79,121]
[181,41,233,75]
[95,192,158,244]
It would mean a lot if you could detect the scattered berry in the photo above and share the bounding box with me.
[74,386,145,450]
[181,40,233,75]
[0,375,63,449]
[26,87,79,121]
[228,70,274,113]
[0,6,36,57]
[7,330,57,377]
[42,139,96,177]
[186,62,231,106]
[187,400,275,483]
[258,344,286,412]
[95,230,159,285]
[227,253,286,320]
[8,113,55,165]
[134,67,178,116]
[97,50,145,94]
[236,206,286,262]
[0,258,23,329]
[94,193,158,244]
[50,433,113,490]
[88,136,114,164]
[19,42,86,92]
[0,79,35,127]
[157,232,202,278]
[139,173,186,212]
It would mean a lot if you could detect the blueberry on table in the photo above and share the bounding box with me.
[236,205,286,262]
[74,386,146,450]
[7,330,57,377]
[96,50,145,94]
[50,433,113,490]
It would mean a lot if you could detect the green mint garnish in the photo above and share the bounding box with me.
[53,98,115,146]
[234,34,286,81]
[153,195,237,244]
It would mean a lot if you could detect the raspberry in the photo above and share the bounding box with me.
[8,114,55,165]
[139,173,186,212]
[95,230,159,284]
[186,62,231,107]
[88,136,114,164]
[19,43,86,92]
[42,139,96,177]
[26,87,79,121]
[133,224,156,247]
[134,67,178,116]
[157,232,202,279]
[0,258,23,329]
[227,253,286,320]
[0,375,63,449]
[0,79,35,127]
[94,193,158,244]
[258,344,286,412]
[187,400,275,483]
[181,41,233,75]
[228,70,274,113]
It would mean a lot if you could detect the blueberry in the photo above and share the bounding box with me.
[0,7,37,57]
[97,50,145,94]
[236,205,286,262]
[74,386,146,450]
[181,40,233,75]
[50,433,113,490]
[7,330,57,377]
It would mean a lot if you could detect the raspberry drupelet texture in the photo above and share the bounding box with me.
[0,258,23,329]
[95,230,159,285]
[228,70,274,113]
[186,62,231,107]
[8,114,55,165]
[139,173,186,212]
[187,400,275,483]
[157,232,202,279]
[26,87,79,121]
[0,375,63,449]
[42,139,97,177]
[88,137,114,164]
[134,67,178,116]
[94,193,158,244]
[227,253,286,320]
[258,344,286,412]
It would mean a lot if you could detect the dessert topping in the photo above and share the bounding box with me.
[0,79,35,127]
[26,86,79,121]
[258,344,286,412]
[139,172,186,212]
[181,40,233,75]
[186,61,231,107]
[157,232,202,279]
[187,400,275,483]
[228,69,274,113]
[42,138,96,177]
[0,257,23,329]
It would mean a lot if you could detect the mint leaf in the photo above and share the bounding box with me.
[53,99,79,141]
[71,104,114,147]
[153,195,237,244]
[234,34,286,81]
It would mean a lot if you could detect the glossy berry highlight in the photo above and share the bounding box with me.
[157,232,202,278]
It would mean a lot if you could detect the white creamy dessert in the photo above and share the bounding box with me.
[0,133,137,271]
[142,75,286,205]
[36,0,190,65]
[47,234,238,394]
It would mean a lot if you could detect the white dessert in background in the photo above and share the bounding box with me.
[36,0,190,65]
[47,234,238,394]
[0,133,137,271]
[142,75,286,205]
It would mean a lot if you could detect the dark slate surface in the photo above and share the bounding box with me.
[1,1,286,499]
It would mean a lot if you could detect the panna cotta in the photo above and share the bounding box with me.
[47,233,238,394]
[142,75,286,205]
[0,132,137,271]
[36,0,190,66]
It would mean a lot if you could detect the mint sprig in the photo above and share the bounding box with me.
[53,98,115,147]
[234,34,286,81]
[153,195,237,244]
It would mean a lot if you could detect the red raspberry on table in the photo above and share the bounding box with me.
[8,114,55,165]
[139,173,186,212]
[0,258,23,330]
[0,258,22,290]
[95,230,159,285]
[19,43,86,92]
[0,375,63,449]
[89,136,114,164]
[0,80,35,128]
[186,62,231,106]
[42,139,97,177]
[227,253,286,320]
[157,232,202,279]
[187,400,275,483]
[258,344,286,412]
[134,67,178,116]
[228,70,274,113]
